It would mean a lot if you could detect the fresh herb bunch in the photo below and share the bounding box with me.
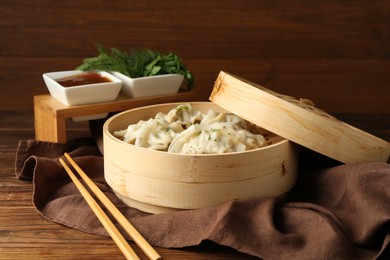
[76,44,194,89]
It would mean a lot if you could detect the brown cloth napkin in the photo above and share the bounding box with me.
[15,138,389,259]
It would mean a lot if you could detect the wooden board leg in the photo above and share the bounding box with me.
[34,105,67,143]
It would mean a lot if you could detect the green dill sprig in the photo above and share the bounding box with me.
[76,43,194,89]
[76,44,130,76]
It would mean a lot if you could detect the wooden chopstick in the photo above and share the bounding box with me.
[61,153,160,260]
[59,158,140,260]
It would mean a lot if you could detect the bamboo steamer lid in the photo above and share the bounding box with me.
[210,71,390,163]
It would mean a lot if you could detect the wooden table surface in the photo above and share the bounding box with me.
[1,110,388,259]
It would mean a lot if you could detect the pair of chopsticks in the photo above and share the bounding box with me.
[59,153,160,260]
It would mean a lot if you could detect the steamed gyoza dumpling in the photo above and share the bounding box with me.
[113,103,267,154]
[168,122,266,154]
[163,103,204,127]
[114,117,183,150]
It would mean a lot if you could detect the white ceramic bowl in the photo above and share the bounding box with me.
[43,70,123,106]
[111,72,184,98]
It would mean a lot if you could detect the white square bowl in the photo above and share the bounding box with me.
[43,70,123,106]
[111,72,184,98]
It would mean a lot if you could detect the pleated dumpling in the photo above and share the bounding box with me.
[114,103,267,154]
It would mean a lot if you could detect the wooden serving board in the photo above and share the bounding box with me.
[34,91,194,143]
[210,71,390,163]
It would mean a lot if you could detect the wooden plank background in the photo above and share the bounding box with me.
[1,0,389,114]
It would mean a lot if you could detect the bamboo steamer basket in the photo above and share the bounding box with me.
[103,102,298,214]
